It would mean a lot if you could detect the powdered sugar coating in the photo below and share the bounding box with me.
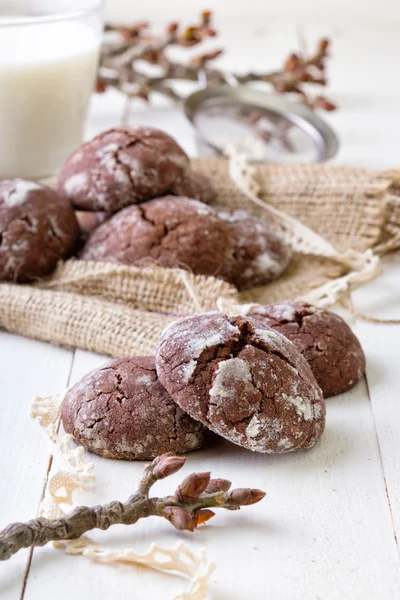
[81,196,231,276]
[137,374,153,386]
[58,126,190,213]
[249,300,366,397]
[282,393,313,421]
[209,358,253,399]
[2,180,42,206]
[61,356,209,461]
[158,312,240,360]
[254,328,280,346]
[0,179,79,282]
[156,313,325,454]
[217,208,292,290]
[254,251,281,272]
[180,359,198,382]
[63,173,87,196]
[246,415,261,439]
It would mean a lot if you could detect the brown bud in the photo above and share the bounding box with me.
[275,82,304,95]
[201,10,213,26]
[284,53,301,71]
[137,90,150,102]
[178,25,203,47]
[227,488,266,506]
[166,21,179,35]
[298,69,313,82]
[193,509,215,527]
[191,49,223,68]
[141,49,162,64]
[153,453,186,479]
[201,27,217,38]
[175,472,211,502]
[315,96,337,111]
[205,478,232,494]
[163,507,194,531]
[318,38,330,53]
[119,22,149,41]
[183,26,198,39]
[95,78,107,94]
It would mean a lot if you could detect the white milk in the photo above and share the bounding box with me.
[0,20,99,178]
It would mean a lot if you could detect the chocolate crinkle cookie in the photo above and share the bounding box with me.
[216,208,292,290]
[0,179,79,282]
[248,301,366,398]
[155,312,325,454]
[61,356,209,460]
[57,126,190,213]
[81,196,231,276]
[170,169,217,204]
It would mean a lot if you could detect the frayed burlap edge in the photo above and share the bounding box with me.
[1,159,399,357]
[36,260,238,315]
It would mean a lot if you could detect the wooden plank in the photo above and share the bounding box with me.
[0,334,74,600]
[304,19,400,558]
[23,347,400,599]
[352,253,400,557]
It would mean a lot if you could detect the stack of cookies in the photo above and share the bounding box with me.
[61,303,365,460]
[0,126,291,291]
[0,125,366,459]
[61,126,292,291]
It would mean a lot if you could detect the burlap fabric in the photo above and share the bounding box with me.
[1,158,399,357]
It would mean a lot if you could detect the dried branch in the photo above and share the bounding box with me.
[0,452,265,561]
[97,11,337,111]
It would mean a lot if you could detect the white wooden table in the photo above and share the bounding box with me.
[1,21,400,600]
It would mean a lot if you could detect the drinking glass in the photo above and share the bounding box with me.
[0,0,103,178]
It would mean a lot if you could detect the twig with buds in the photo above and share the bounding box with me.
[0,453,265,561]
[97,10,336,112]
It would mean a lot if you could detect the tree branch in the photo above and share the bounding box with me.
[96,11,337,112]
[0,453,265,561]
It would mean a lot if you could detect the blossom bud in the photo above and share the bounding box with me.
[226,488,266,506]
[193,509,215,527]
[315,96,337,112]
[205,478,232,494]
[175,472,211,502]
[284,53,300,71]
[163,507,194,531]
[153,454,186,479]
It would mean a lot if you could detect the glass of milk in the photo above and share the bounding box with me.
[0,0,103,179]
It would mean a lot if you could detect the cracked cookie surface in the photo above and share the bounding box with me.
[216,208,292,290]
[81,196,231,276]
[0,179,79,282]
[61,356,209,460]
[249,301,366,397]
[57,126,190,213]
[155,313,325,453]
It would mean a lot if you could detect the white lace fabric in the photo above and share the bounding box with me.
[227,150,384,309]
[29,393,215,600]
